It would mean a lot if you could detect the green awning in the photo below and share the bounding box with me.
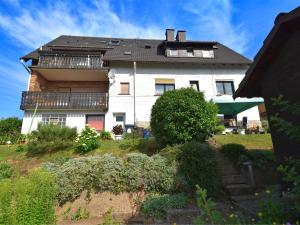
[212,97,264,116]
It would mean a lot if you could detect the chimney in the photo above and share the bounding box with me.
[165,29,175,41]
[176,30,186,42]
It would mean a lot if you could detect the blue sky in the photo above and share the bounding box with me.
[0,0,299,118]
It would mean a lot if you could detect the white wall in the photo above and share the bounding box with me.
[21,111,105,134]
[22,62,261,133]
[104,62,261,130]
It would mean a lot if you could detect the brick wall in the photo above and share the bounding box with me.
[29,71,48,91]
[28,71,109,92]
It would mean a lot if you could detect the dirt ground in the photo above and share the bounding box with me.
[56,191,146,225]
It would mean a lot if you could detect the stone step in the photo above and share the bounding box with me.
[230,194,257,202]
[226,184,253,196]
[167,209,199,224]
[222,174,248,185]
[221,166,240,175]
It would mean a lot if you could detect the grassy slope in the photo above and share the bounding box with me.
[0,140,134,173]
[213,134,273,150]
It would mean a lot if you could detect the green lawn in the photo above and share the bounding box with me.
[213,134,273,150]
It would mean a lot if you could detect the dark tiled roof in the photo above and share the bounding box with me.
[21,35,251,65]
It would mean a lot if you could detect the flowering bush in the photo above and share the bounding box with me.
[75,126,100,153]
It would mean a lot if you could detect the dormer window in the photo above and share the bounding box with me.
[166,48,214,58]
[167,49,178,57]
[187,49,194,57]
[109,40,120,46]
[202,50,214,58]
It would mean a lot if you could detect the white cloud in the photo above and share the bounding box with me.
[0,0,163,49]
[184,0,249,53]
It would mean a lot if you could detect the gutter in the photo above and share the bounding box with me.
[20,59,31,74]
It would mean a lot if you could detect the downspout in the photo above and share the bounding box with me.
[20,59,31,90]
[20,59,35,135]
[133,61,136,127]
[20,59,31,74]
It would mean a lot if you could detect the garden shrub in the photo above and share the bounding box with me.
[178,141,221,196]
[245,150,276,169]
[119,131,140,151]
[100,131,112,140]
[92,154,124,194]
[150,88,218,146]
[220,144,247,166]
[27,123,77,154]
[0,133,26,145]
[0,117,23,145]
[76,126,100,153]
[43,153,177,205]
[194,185,222,224]
[214,125,225,134]
[138,137,160,155]
[0,117,22,145]
[220,144,275,169]
[0,169,57,225]
[0,161,15,180]
[16,144,27,152]
[112,125,123,135]
[124,153,176,193]
[101,207,121,225]
[278,158,300,216]
[159,145,182,162]
[140,193,188,219]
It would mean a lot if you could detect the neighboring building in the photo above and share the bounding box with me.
[234,7,300,161]
[20,29,261,134]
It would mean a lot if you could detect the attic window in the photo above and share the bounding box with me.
[145,44,151,49]
[109,40,120,46]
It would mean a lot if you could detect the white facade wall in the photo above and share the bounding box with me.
[104,62,261,131]
[21,111,105,134]
[21,62,261,134]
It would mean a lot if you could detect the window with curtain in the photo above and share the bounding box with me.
[216,81,234,95]
[155,78,175,95]
[119,82,129,95]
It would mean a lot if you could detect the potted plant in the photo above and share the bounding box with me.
[112,125,124,140]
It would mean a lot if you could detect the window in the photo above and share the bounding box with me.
[109,40,120,46]
[120,82,129,95]
[187,49,194,57]
[202,50,214,58]
[190,81,199,91]
[155,84,175,95]
[42,114,66,126]
[86,115,104,131]
[167,49,178,57]
[116,115,124,122]
[216,81,235,95]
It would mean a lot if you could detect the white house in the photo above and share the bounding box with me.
[20,29,261,134]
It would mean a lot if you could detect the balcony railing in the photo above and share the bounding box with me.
[37,54,104,69]
[21,92,108,111]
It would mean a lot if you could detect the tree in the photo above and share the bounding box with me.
[150,88,218,146]
[0,117,22,136]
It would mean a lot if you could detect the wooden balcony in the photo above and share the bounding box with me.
[37,53,105,69]
[21,92,108,111]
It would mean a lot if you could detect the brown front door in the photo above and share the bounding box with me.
[86,115,104,131]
